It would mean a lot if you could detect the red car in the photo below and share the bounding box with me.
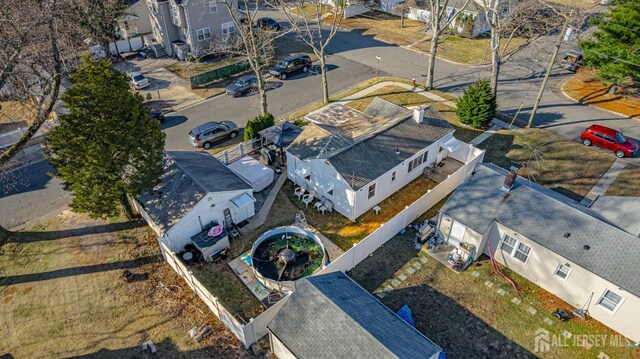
[580,125,638,158]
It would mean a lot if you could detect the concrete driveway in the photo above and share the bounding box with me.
[138,68,203,113]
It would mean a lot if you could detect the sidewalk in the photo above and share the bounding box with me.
[580,159,627,207]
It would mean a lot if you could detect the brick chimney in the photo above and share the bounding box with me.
[501,166,518,192]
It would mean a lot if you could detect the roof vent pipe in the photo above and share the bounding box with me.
[501,167,518,193]
[413,106,425,124]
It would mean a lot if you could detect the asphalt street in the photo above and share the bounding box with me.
[1,5,637,229]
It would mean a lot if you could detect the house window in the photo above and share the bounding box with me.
[408,154,424,173]
[197,27,211,41]
[222,21,235,35]
[368,183,376,199]
[391,171,396,182]
[499,234,532,264]
[422,151,429,164]
[597,290,624,314]
[408,161,413,173]
[554,264,571,281]
[209,1,217,13]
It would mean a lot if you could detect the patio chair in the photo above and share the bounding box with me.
[224,220,240,240]
[302,193,315,208]
[294,185,306,200]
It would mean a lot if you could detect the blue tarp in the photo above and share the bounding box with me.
[396,304,416,328]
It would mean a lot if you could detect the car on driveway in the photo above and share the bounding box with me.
[580,124,638,158]
[189,121,239,149]
[269,54,312,80]
[257,17,281,31]
[225,74,257,97]
[130,72,150,90]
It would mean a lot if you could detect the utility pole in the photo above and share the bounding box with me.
[527,14,571,128]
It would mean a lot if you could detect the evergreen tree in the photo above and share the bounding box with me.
[244,113,275,141]
[579,0,640,86]
[45,56,165,218]
[456,79,496,129]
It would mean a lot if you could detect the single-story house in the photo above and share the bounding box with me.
[437,163,640,341]
[267,271,444,359]
[135,151,255,254]
[286,97,473,221]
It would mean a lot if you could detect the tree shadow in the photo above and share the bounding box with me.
[0,255,161,286]
[0,120,28,134]
[10,220,145,243]
[161,115,188,129]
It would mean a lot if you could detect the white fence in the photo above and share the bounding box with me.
[319,147,485,274]
[407,7,430,22]
[109,35,145,55]
[213,138,261,165]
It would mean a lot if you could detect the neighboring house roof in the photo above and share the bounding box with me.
[447,0,480,13]
[589,196,640,237]
[137,151,251,233]
[287,98,454,190]
[441,163,640,297]
[267,272,442,359]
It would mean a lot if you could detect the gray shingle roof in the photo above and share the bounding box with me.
[287,98,454,190]
[136,151,251,232]
[441,163,640,297]
[590,196,640,237]
[267,272,442,359]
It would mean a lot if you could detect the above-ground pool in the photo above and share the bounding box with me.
[251,226,327,292]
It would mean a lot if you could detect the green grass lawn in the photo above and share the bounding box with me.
[478,128,615,201]
[605,164,640,197]
[351,230,638,358]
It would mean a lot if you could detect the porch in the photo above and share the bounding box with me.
[427,157,464,183]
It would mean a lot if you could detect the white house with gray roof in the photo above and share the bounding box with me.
[286,98,474,221]
[135,151,255,253]
[267,271,443,359]
[438,163,640,341]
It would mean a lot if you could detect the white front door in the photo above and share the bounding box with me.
[448,220,466,247]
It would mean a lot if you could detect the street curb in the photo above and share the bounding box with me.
[560,78,636,120]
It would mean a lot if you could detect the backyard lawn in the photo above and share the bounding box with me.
[478,128,615,201]
[283,175,437,251]
[350,232,639,358]
[0,212,249,358]
[345,85,484,143]
[605,164,640,197]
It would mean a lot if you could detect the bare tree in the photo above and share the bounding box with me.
[219,0,290,116]
[71,0,127,56]
[392,0,417,29]
[424,0,471,90]
[276,0,344,104]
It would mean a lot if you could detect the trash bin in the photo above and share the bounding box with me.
[183,251,193,265]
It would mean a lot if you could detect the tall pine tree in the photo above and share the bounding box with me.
[456,79,496,129]
[579,0,640,88]
[45,56,165,218]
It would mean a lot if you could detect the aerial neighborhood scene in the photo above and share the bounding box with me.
[2,0,640,357]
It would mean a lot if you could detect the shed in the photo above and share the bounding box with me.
[227,156,275,192]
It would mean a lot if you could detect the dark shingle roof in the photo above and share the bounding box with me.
[441,163,640,297]
[267,272,442,359]
[137,151,251,233]
[287,98,454,190]
[590,196,640,237]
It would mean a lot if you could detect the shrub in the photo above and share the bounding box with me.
[244,113,275,141]
[456,79,496,129]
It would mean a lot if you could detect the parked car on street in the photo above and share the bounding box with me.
[580,125,638,158]
[189,121,239,149]
[225,74,257,97]
[269,54,312,80]
[256,17,281,31]
[149,109,164,123]
[130,72,150,90]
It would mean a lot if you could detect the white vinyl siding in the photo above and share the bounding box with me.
[222,21,235,35]
[554,264,571,281]
[196,27,211,41]
[499,234,531,264]
[209,1,217,13]
[597,290,624,314]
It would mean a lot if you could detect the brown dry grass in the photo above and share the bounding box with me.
[413,36,528,65]
[284,175,437,251]
[563,68,640,118]
[479,128,615,201]
[0,101,35,133]
[326,11,426,46]
[0,211,251,358]
[605,164,640,197]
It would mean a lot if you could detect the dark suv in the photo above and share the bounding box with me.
[269,54,312,80]
[225,74,257,97]
[256,17,281,31]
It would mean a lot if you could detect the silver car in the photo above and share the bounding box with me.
[189,121,239,149]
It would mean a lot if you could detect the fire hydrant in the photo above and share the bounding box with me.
[412,78,417,86]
